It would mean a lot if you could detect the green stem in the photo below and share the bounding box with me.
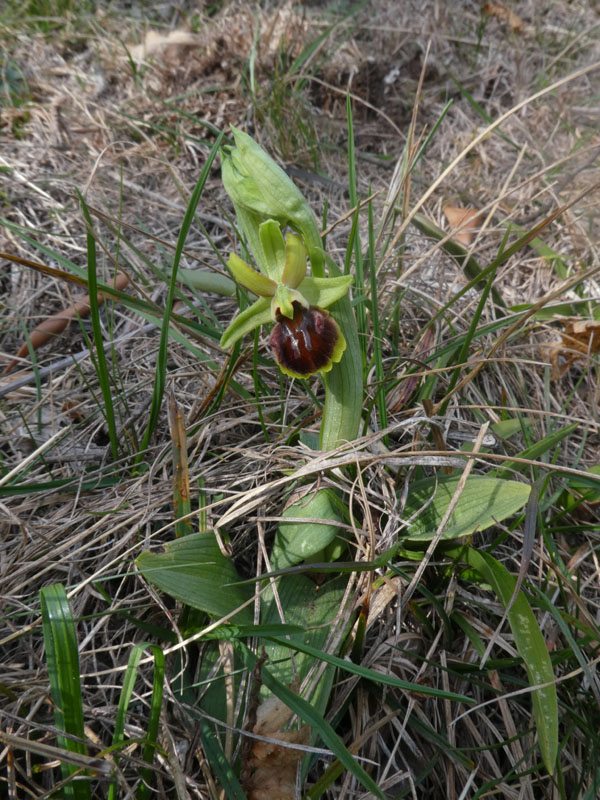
[320,254,363,450]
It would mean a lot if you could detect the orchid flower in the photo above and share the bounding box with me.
[220,220,352,378]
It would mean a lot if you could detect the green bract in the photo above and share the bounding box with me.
[221,126,325,276]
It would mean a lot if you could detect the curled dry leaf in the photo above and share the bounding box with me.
[3,272,129,375]
[129,30,202,63]
[546,318,600,379]
[483,2,525,33]
[442,206,483,247]
[127,2,307,71]
[242,690,311,800]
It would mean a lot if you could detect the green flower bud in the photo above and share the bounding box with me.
[221,127,324,276]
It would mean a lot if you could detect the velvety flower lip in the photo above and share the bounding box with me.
[269,302,346,379]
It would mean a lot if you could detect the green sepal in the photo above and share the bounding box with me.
[227,253,276,297]
[298,275,353,308]
[220,296,272,349]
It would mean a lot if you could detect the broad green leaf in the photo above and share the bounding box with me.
[136,530,252,624]
[447,546,558,774]
[405,475,531,541]
[40,584,90,800]
[270,489,344,570]
[261,575,347,717]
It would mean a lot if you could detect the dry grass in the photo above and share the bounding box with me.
[2,1,600,798]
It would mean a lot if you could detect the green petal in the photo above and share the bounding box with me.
[281,233,308,289]
[220,296,272,349]
[227,253,276,297]
[258,220,286,282]
[297,275,353,308]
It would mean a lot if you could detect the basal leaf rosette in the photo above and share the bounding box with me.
[220,221,352,378]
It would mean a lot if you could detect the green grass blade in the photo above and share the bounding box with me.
[77,193,120,463]
[444,66,523,152]
[502,221,569,280]
[367,193,387,438]
[40,583,91,800]
[108,643,165,800]
[447,546,558,774]
[411,212,506,310]
[438,262,497,415]
[286,2,365,77]
[199,719,247,800]
[346,93,367,366]
[137,132,224,458]
[497,422,579,478]
[532,588,600,706]
[266,636,472,703]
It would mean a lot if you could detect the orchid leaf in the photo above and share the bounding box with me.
[270,489,344,571]
[136,530,253,624]
[446,545,558,774]
[405,475,531,541]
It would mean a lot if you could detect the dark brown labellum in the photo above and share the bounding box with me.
[269,302,338,376]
